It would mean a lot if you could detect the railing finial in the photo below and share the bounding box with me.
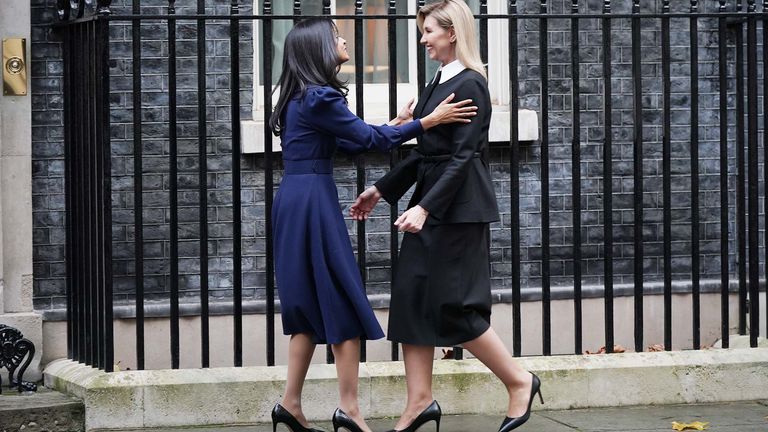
[168,0,176,14]
[632,0,640,12]
[355,0,363,13]
[662,0,670,13]
[263,0,271,15]
[690,0,698,12]
[294,0,301,16]
[96,0,112,15]
[747,0,756,11]
[56,0,70,20]
[572,0,579,13]
[603,0,611,13]
[323,0,331,14]
[231,0,239,13]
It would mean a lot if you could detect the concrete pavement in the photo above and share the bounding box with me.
[0,387,84,432]
[118,401,768,432]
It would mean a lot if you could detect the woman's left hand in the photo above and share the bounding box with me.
[394,205,429,233]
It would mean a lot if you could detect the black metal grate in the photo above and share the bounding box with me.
[54,0,768,372]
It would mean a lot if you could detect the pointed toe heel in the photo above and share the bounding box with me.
[498,373,543,432]
[332,408,365,432]
[272,403,324,432]
[390,400,441,432]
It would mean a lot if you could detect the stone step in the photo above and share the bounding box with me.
[0,387,84,432]
[45,349,768,430]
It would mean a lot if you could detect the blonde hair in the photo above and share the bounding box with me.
[417,0,487,80]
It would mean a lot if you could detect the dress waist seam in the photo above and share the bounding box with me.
[283,159,333,175]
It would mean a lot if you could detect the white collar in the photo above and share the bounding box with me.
[434,59,466,84]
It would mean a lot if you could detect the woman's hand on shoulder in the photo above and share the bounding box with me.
[394,205,429,233]
[420,93,477,130]
[350,186,382,221]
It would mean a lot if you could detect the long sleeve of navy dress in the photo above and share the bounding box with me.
[272,85,423,344]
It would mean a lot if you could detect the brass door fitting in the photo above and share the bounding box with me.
[3,38,27,96]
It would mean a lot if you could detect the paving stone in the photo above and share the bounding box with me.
[540,402,768,432]
[115,401,768,432]
[0,387,84,432]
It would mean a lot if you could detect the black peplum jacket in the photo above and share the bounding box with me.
[374,68,500,225]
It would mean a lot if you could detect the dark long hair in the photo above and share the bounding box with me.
[269,18,348,136]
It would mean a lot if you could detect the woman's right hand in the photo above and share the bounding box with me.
[396,97,416,123]
[420,93,477,130]
[350,186,382,221]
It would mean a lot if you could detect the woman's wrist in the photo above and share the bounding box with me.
[368,185,383,200]
[420,113,436,130]
[389,114,413,127]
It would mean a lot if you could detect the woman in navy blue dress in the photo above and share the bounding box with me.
[267,18,477,432]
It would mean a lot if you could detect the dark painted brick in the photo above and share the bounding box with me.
[30,0,765,307]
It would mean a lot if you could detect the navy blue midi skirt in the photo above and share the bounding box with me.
[272,162,384,345]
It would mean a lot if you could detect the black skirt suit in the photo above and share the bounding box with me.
[374,69,500,346]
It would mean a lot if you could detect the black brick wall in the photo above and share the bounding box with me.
[31,0,766,312]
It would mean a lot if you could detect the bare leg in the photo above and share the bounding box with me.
[281,333,316,427]
[393,344,436,430]
[332,338,373,432]
[462,328,534,417]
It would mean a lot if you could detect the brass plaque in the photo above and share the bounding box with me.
[3,38,27,96]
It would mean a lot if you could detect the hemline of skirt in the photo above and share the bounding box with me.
[385,320,491,348]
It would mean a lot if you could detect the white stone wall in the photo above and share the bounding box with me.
[0,0,43,383]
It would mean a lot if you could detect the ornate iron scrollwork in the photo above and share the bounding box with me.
[0,324,37,393]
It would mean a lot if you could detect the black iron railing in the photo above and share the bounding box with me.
[60,0,114,371]
[53,0,768,372]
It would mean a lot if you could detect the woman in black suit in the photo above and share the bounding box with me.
[351,1,542,431]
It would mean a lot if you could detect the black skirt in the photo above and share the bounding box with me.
[387,222,492,346]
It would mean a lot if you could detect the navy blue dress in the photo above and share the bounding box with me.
[273,85,423,344]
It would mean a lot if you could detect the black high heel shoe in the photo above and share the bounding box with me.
[271,403,324,432]
[387,400,442,432]
[498,373,544,432]
[332,408,366,432]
